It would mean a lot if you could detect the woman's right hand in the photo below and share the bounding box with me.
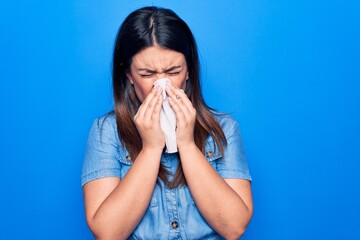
[134,86,165,152]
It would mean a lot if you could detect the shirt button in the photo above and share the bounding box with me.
[206,151,213,158]
[171,221,179,229]
[126,155,131,161]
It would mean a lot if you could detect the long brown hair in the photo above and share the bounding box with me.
[110,6,226,187]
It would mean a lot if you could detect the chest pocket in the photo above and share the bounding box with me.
[204,137,222,168]
[115,147,133,179]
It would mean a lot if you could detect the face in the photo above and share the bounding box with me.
[127,46,189,102]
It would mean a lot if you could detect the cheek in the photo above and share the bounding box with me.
[171,74,188,90]
[133,82,153,102]
[180,80,187,90]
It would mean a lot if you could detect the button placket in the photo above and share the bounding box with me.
[165,187,180,233]
[171,221,179,229]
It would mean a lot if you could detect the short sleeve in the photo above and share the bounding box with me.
[216,117,252,181]
[81,115,121,187]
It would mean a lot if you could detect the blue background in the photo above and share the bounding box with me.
[1,0,359,239]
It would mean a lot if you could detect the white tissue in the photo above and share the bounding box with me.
[153,78,177,153]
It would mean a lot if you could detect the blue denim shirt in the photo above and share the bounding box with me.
[81,112,251,239]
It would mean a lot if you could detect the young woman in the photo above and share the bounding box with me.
[81,6,253,239]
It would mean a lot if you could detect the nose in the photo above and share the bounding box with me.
[156,72,167,79]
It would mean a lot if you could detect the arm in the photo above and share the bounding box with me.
[83,86,165,239]
[179,144,253,239]
[167,86,253,239]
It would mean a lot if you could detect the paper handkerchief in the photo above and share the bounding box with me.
[153,78,177,153]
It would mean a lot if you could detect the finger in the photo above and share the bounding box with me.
[152,95,163,122]
[168,97,187,126]
[166,85,193,113]
[166,86,193,120]
[143,87,162,121]
[136,86,160,118]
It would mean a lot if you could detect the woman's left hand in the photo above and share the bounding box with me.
[166,85,196,150]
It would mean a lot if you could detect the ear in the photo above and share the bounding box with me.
[186,71,189,80]
[126,72,134,85]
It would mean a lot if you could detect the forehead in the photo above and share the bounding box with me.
[131,46,186,70]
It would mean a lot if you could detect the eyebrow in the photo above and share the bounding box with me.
[137,65,182,73]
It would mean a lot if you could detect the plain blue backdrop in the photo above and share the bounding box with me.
[1,0,359,239]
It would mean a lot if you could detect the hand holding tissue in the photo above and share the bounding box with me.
[153,78,177,153]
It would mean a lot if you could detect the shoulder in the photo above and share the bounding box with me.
[94,111,117,128]
[93,111,117,131]
[211,112,239,135]
[88,111,119,143]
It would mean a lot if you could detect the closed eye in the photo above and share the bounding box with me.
[167,72,181,76]
[139,73,155,78]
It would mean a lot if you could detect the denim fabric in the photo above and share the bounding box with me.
[81,112,251,239]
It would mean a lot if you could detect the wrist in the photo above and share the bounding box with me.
[141,146,164,156]
[177,142,198,153]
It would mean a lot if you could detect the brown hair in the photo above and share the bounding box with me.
[111,6,226,187]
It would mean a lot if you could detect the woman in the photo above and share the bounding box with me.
[81,6,253,239]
